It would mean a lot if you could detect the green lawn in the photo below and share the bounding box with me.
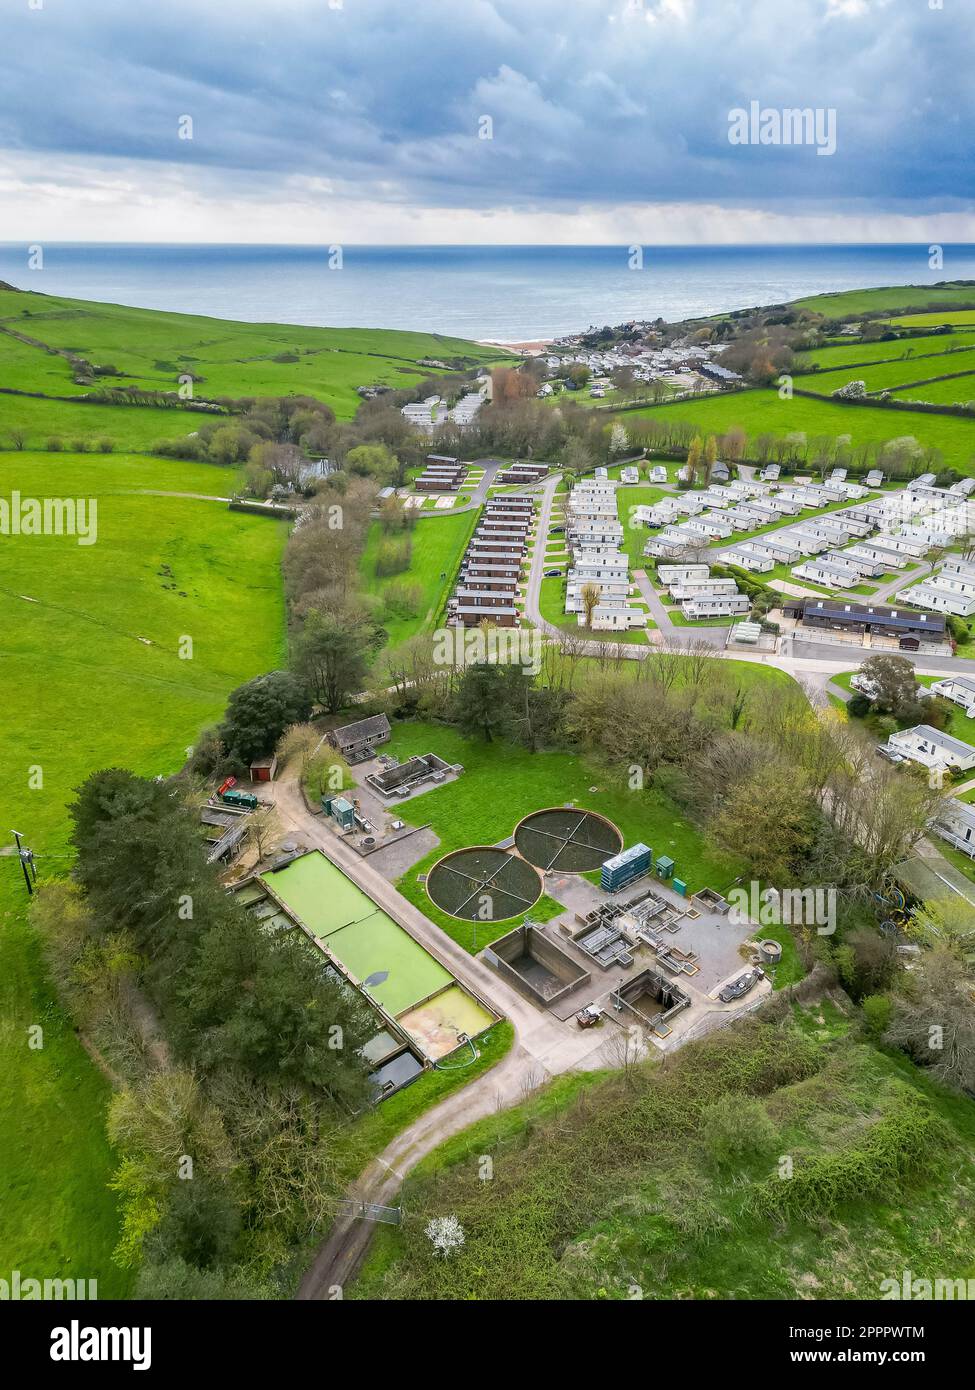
[616,484,668,564]
[625,389,975,470]
[0,451,287,1294]
[380,721,747,952]
[1,287,510,420]
[359,508,479,651]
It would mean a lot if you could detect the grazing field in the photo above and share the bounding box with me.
[798,348,975,397]
[890,377,975,406]
[0,392,218,452]
[794,285,975,318]
[359,508,478,650]
[352,1011,975,1301]
[0,451,287,1292]
[623,389,975,467]
[796,331,975,372]
[885,310,975,328]
[0,287,510,420]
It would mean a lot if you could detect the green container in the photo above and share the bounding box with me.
[656,855,675,880]
[672,878,687,897]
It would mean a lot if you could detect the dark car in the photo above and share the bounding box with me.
[718,970,761,1004]
[543,568,562,578]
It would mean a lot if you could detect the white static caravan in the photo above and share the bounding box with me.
[721,547,774,573]
[939,557,975,585]
[933,798,975,859]
[785,528,829,556]
[656,563,711,585]
[844,542,908,570]
[582,604,648,631]
[894,583,975,618]
[832,548,885,579]
[930,675,975,717]
[792,560,859,590]
[565,580,631,613]
[681,591,750,619]
[682,516,734,540]
[669,577,740,601]
[886,724,975,773]
[744,537,802,565]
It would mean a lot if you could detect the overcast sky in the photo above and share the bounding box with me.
[1,0,971,244]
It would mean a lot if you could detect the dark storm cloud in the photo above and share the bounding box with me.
[2,0,971,213]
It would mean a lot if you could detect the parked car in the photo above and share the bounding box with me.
[543,568,562,578]
[876,745,906,764]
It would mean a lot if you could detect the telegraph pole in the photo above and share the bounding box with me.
[11,830,36,897]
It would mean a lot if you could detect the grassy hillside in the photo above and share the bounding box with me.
[0,451,287,1292]
[794,284,975,318]
[0,287,509,421]
[353,1009,975,1300]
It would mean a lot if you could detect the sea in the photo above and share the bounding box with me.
[2,242,975,344]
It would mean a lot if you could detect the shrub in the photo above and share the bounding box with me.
[847,692,872,718]
[95,436,115,453]
[46,435,64,451]
[862,994,892,1040]
[382,580,424,620]
[375,537,412,577]
[701,1093,778,1167]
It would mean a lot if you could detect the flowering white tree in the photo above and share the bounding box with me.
[610,423,629,457]
[425,1214,466,1258]
[832,379,867,399]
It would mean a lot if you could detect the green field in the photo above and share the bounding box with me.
[623,389,975,468]
[0,451,287,1293]
[0,392,219,452]
[795,331,975,372]
[798,347,975,398]
[794,285,975,318]
[885,310,975,328]
[890,377,975,406]
[0,287,511,420]
[359,508,479,650]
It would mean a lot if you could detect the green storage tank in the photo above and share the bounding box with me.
[672,878,687,897]
[222,788,258,810]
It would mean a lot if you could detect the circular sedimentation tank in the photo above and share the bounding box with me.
[426,846,542,922]
[514,806,622,874]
